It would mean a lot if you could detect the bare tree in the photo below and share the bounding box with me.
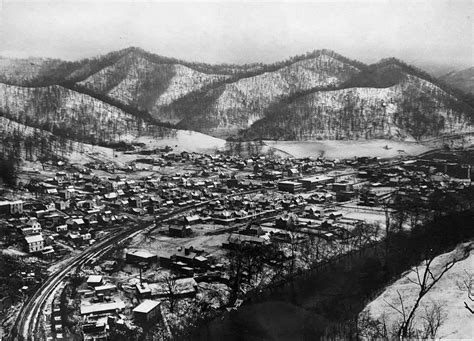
[420,302,446,339]
[384,249,466,338]
[160,273,178,313]
[298,235,321,268]
[358,311,389,339]
[456,270,474,315]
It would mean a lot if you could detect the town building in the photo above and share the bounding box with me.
[24,234,45,253]
[133,300,161,324]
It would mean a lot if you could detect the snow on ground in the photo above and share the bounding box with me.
[1,248,28,257]
[362,242,474,339]
[341,210,386,226]
[265,139,433,159]
[132,130,227,153]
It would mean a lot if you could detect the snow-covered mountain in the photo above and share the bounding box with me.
[0,48,472,142]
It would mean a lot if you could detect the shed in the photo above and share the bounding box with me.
[133,300,161,324]
[86,275,103,287]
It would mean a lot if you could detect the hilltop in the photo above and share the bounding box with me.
[0,47,472,145]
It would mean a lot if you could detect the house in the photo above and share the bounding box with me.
[275,215,298,229]
[94,283,117,296]
[126,250,157,264]
[288,168,300,177]
[55,200,70,211]
[183,215,200,225]
[25,218,41,230]
[148,278,197,298]
[80,301,125,316]
[0,200,24,215]
[24,235,45,253]
[240,224,264,237]
[86,275,103,287]
[174,246,196,263]
[223,234,267,249]
[133,300,161,324]
[59,189,72,200]
[129,197,143,208]
[21,226,42,236]
[56,225,68,233]
[169,225,192,238]
[66,218,85,229]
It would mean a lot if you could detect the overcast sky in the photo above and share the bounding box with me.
[0,0,472,70]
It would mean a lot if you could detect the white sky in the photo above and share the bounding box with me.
[0,0,472,69]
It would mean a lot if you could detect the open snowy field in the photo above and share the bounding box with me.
[265,139,433,159]
[55,131,226,167]
[361,242,474,339]
[132,130,227,153]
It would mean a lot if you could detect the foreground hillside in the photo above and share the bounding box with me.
[361,242,474,339]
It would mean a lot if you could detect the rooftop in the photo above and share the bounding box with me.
[80,301,125,315]
[133,300,161,314]
[86,275,103,284]
[24,235,44,243]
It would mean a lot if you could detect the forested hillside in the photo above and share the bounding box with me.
[0,47,472,142]
[77,51,229,122]
[242,64,474,141]
[0,82,175,146]
[440,67,474,95]
[165,52,361,135]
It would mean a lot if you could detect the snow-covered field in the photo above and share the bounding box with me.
[362,242,474,339]
[43,131,227,167]
[265,139,433,159]
[132,130,226,153]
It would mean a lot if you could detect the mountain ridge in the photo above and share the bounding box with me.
[0,47,472,144]
[440,67,474,95]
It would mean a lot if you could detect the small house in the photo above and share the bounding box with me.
[86,275,103,287]
[24,235,45,253]
[133,300,161,324]
[169,225,192,238]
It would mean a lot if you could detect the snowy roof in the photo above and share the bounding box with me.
[86,275,103,284]
[128,249,156,259]
[80,301,125,315]
[133,300,161,314]
[94,283,117,292]
[24,235,44,243]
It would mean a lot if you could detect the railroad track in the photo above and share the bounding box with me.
[10,191,266,340]
[11,226,136,340]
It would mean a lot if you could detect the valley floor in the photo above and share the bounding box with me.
[264,139,433,159]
